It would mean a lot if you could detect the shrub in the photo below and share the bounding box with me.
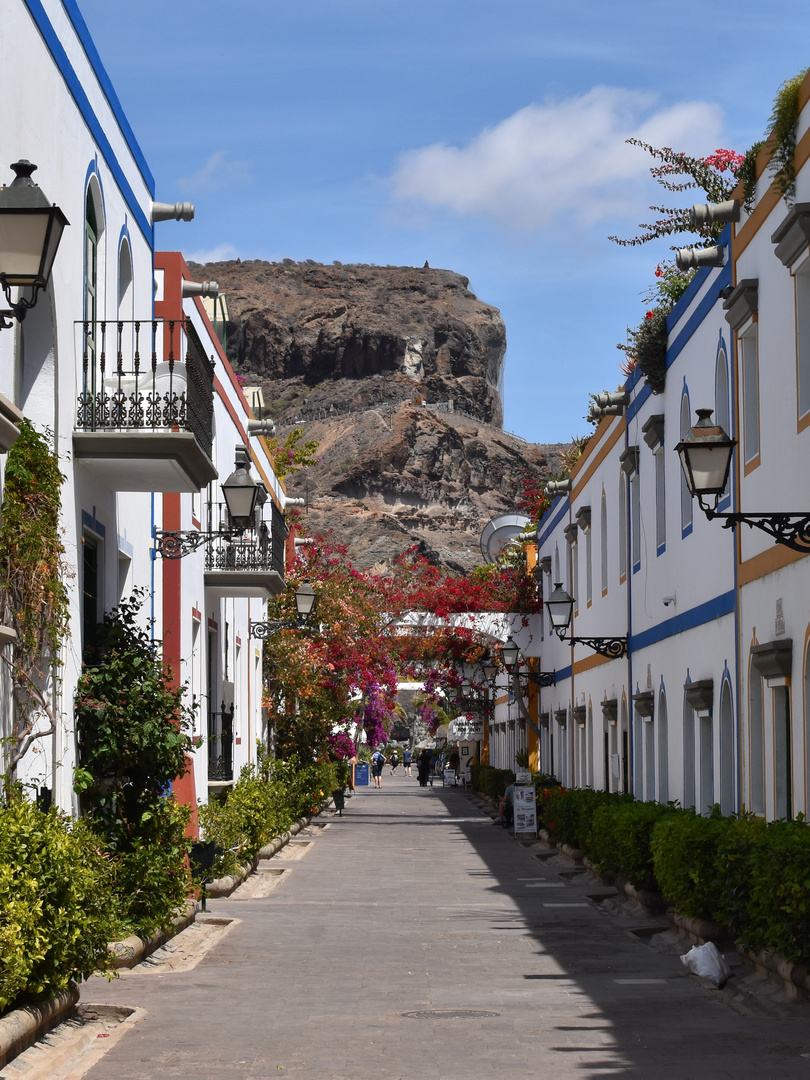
[543,787,623,852]
[197,757,336,878]
[651,808,727,918]
[109,798,192,937]
[0,794,119,1014]
[198,764,289,877]
[470,764,514,800]
[591,798,675,891]
[731,816,810,963]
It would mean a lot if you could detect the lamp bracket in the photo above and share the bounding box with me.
[154,528,242,559]
[553,627,628,659]
[703,504,810,553]
[250,617,312,640]
[511,669,556,687]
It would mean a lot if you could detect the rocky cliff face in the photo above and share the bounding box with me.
[189,259,564,571]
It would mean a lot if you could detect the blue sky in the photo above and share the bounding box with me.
[77,0,809,443]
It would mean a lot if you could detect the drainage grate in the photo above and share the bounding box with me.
[402,1009,501,1020]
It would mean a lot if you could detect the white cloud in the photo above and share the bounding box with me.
[183,242,240,265]
[389,87,725,230]
[177,150,252,193]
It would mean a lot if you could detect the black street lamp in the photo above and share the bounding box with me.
[155,447,261,558]
[498,636,555,686]
[0,161,68,327]
[676,408,810,552]
[545,582,627,659]
[250,580,318,639]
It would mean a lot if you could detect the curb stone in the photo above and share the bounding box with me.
[108,899,200,970]
[0,805,331,1070]
[0,983,79,1069]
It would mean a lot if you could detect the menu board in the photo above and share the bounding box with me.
[513,785,537,836]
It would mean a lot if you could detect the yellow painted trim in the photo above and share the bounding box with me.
[738,542,808,586]
[743,452,761,476]
[571,418,626,496]
[572,650,618,675]
[734,79,810,259]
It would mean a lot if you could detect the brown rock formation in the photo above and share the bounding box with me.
[188,259,565,571]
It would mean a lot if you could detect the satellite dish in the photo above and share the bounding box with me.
[479,513,531,563]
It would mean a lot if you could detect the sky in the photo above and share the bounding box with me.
[77,0,810,444]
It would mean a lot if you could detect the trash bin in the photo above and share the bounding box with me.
[354,762,370,786]
[332,788,346,815]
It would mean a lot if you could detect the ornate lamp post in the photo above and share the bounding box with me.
[498,636,555,686]
[154,448,261,558]
[0,161,68,328]
[250,580,318,639]
[545,583,628,659]
[676,409,810,552]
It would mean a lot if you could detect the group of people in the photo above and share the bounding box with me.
[369,747,414,787]
[368,745,468,789]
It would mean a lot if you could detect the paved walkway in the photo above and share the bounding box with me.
[83,774,810,1079]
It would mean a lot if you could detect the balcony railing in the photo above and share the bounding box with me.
[76,319,214,459]
[203,503,287,577]
[208,701,235,782]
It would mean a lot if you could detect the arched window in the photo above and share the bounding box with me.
[600,490,608,594]
[715,343,731,503]
[618,473,627,580]
[658,687,668,803]
[719,679,734,815]
[680,391,693,534]
[749,657,765,815]
[118,237,133,320]
[683,691,695,809]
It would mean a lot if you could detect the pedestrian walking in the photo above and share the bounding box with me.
[403,747,412,776]
[390,750,399,775]
[371,748,386,788]
[416,748,431,786]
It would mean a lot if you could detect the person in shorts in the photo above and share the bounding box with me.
[403,747,412,776]
[371,749,386,787]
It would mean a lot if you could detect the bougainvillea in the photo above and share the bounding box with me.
[262,536,538,760]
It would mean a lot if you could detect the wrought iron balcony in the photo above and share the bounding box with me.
[73,318,217,492]
[203,502,287,599]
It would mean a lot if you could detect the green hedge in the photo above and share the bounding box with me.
[591,798,675,892]
[198,758,338,877]
[0,796,119,1014]
[470,764,514,800]
[544,788,810,965]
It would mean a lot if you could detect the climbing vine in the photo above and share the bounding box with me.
[0,420,70,776]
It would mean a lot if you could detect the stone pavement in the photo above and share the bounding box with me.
[80,774,810,1079]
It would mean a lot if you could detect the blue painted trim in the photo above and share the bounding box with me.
[150,494,156,642]
[22,0,154,242]
[666,262,732,370]
[632,559,641,575]
[84,158,105,223]
[630,589,735,653]
[656,542,666,557]
[552,664,572,683]
[536,494,569,547]
[117,533,134,558]
[59,0,154,194]
[626,380,653,424]
[81,508,106,538]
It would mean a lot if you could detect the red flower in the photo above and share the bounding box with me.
[645,311,655,320]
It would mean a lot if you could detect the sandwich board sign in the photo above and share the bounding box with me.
[513,785,537,837]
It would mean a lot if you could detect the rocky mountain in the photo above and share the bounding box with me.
[188,259,565,571]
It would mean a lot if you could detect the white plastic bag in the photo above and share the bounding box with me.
[680,941,732,988]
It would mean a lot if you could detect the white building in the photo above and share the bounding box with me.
[534,70,810,820]
[0,0,286,825]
